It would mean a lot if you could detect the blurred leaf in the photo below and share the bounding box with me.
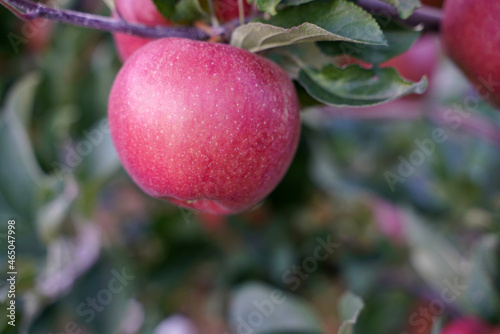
[256,0,281,15]
[232,0,386,52]
[379,0,421,19]
[402,209,469,306]
[298,65,427,107]
[79,119,120,180]
[36,178,79,242]
[464,235,499,318]
[338,291,364,334]
[4,72,40,127]
[153,0,206,23]
[36,222,101,300]
[229,282,322,334]
[0,73,47,220]
[102,0,115,11]
[317,22,421,64]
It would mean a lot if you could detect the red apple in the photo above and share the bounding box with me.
[441,317,493,334]
[442,0,500,108]
[108,38,300,214]
[112,0,171,61]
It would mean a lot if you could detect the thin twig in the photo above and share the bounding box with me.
[358,0,442,31]
[0,0,211,39]
[0,0,442,42]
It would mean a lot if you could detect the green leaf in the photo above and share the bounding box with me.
[79,119,120,180]
[4,72,40,127]
[297,64,427,107]
[256,0,282,15]
[0,73,47,221]
[228,282,322,334]
[36,178,79,242]
[266,0,385,44]
[102,0,115,11]
[317,21,421,64]
[231,22,363,53]
[231,0,386,52]
[267,43,332,79]
[280,0,315,6]
[379,0,421,19]
[338,292,364,334]
[0,73,78,240]
[153,0,206,23]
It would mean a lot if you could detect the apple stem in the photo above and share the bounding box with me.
[0,0,441,42]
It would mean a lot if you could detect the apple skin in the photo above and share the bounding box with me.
[442,0,500,108]
[441,317,493,334]
[108,38,300,214]
[112,0,170,61]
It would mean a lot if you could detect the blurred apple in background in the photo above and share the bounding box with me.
[441,317,495,334]
[442,0,500,109]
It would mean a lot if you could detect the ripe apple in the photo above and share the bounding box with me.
[442,0,500,108]
[112,0,171,61]
[108,38,301,214]
[421,0,443,7]
[441,317,493,334]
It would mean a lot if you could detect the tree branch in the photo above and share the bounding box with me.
[0,0,211,40]
[357,0,442,31]
[0,0,441,42]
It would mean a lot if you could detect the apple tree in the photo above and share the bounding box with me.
[0,0,499,333]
